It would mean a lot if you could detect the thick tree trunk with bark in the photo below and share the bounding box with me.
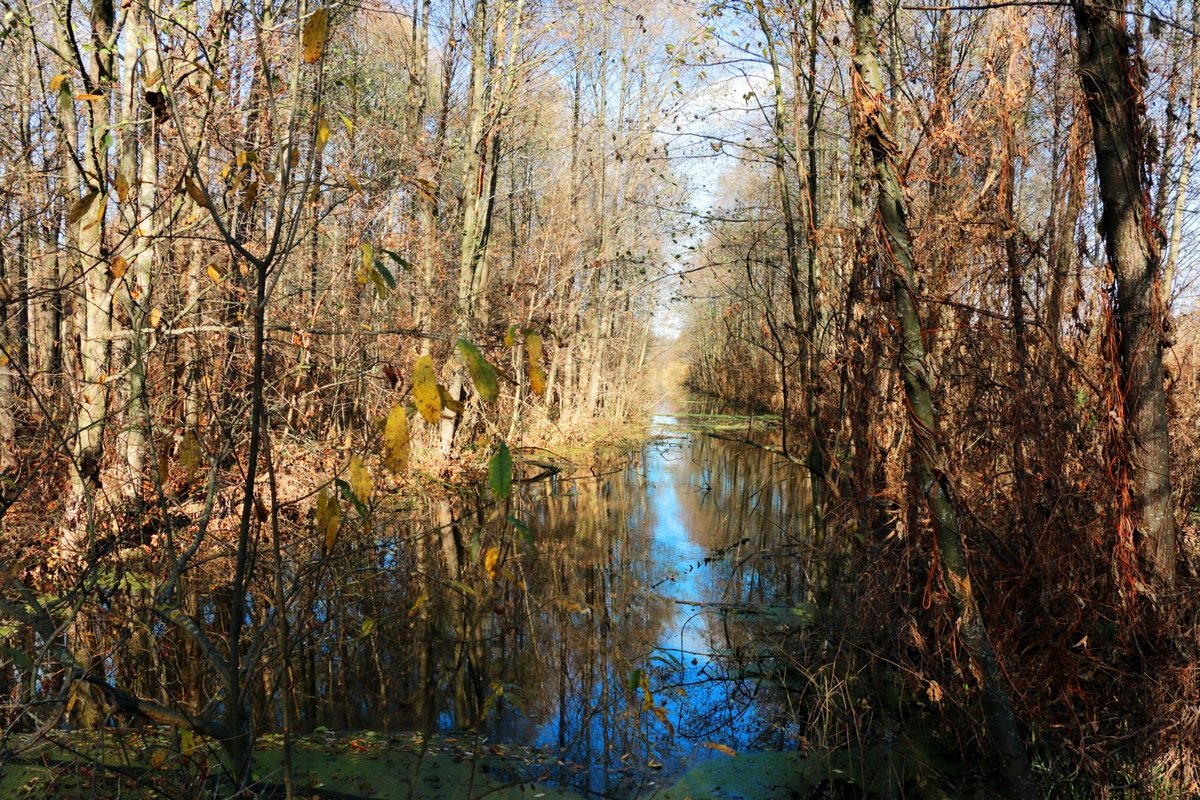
[1073,0,1177,595]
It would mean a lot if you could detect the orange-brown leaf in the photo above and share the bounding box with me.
[301,8,329,64]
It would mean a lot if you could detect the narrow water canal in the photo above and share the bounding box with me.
[317,400,812,797]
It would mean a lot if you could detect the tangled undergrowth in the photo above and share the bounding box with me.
[697,311,1200,797]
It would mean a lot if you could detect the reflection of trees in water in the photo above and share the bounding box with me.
[669,432,812,620]
[517,469,671,792]
[2,413,823,797]
[666,433,813,744]
[278,428,818,795]
[277,461,677,794]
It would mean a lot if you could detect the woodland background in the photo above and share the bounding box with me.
[0,0,1198,794]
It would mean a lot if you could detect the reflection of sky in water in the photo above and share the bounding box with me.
[474,410,800,795]
[645,418,779,763]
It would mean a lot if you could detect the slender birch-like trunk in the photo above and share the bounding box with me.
[850,0,1036,793]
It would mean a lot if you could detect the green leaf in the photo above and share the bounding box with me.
[360,617,376,637]
[1,647,33,672]
[488,442,512,500]
[371,257,397,289]
[443,579,476,597]
[507,515,532,543]
[456,338,499,403]
[334,478,369,520]
[381,248,412,271]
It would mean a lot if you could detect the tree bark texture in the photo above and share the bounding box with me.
[1073,0,1177,595]
[850,0,1036,795]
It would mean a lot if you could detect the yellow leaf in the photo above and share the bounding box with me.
[301,7,329,64]
[316,118,330,154]
[349,455,373,504]
[381,405,410,473]
[178,430,202,478]
[75,92,104,101]
[80,194,108,232]
[0,350,9,368]
[49,73,67,92]
[407,591,429,617]
[411,355,442,424]
[650,704,674,736]
[206,264,223,283]
[340,114,354,135]
[148,308,162,328]
[483,546,500,580]
[525,332,543,363]
[504,324,517,348]
[240,180,258,211]
[526,333,546,395]
[316,488,341,552]
[345,173,362,191]
[438,384,464,415]
[360,242,373,272]
[701,742,737,757]
[529,364,546,397]
[109,255,128,279]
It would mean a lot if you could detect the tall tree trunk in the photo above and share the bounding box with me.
[850,1,1036,794]
[752,0,805,348]
[1073,0,1177,595]
[117,0,162,498]
[442,0,495,453]
[1046,113,1085,337]
[1163,1,1199,298]
[51,0,112,499]
[0,247,16,473]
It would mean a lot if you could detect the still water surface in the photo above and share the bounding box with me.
[318,403,810,796]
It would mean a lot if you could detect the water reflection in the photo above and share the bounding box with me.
[299,402,810,796]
